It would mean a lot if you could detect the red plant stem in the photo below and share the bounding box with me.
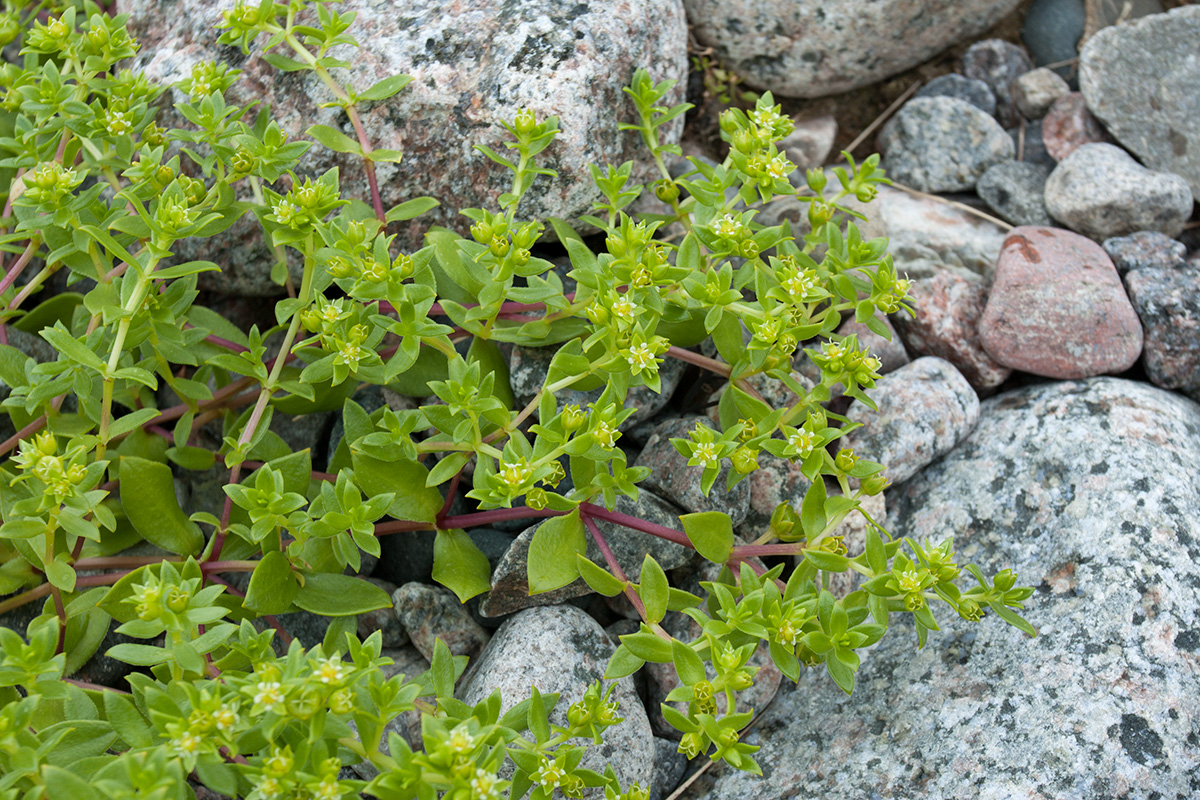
[582,513,650,623]
[439,505,560,530]
[346,107,385,222]
[666,345,731,378]
[74,555,182,570]
[0,571,130,615]
[200,560,258,574]
[436,468,463,525]
[0,238,39,295]
[67,678,129,694]
[730,543,804,559]
[579,502,692,548]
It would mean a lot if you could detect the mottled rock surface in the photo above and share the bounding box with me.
[892,271,1012,392]
[1045,143,1193,239]
[878,97,1015,192]
[1104,231,1189,277]
[478,491,691,617]
[976,160,1052,227]
[391,583,489,661]
[460,606,655,794]
[979,226,1143,378]
[1079,5,1200,199]
[1012,67,1070,119]
[684,378,1200,800]
[1022,0,1085,78]
[683,0,1022,98]
[960,38,1034,127]
[1042,91,1110,161]
[1124,266,1200,400]
[127,0,687,252]
[358,578,408,648]
[841,357,980,485]
[636,416,751,526]
[914,73,997,116]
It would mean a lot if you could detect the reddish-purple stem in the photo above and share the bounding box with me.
[579,502,693,548]
[582,513,649,622]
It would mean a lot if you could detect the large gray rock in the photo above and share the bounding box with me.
[914,73,997,116]
[684,378,1200,800]
[878,97,1015,192]
[1103,231,1189,277]
[1079,5,1200,200]
[460,605,655,795]
[683,0,1023,98]
[841,357,979,486]
[1044,143,1193,240]
[392,582,490,661]
[127,0,688,250]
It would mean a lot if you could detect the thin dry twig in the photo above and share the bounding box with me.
[1018,118,1027,163]
[887,181,1015,231]
[839,79,922,159]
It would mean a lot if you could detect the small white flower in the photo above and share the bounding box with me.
[253,681,284,712]
[171,732,202,756]
[535,758,567,789]
[498,461,532,489]
[470,768,501,799]
[690,441,719,468]
[783,270,814,299]
[625,342,656,372]
[786,429,815,458]
[592,420,619,449]
[214,705,238,733]
[714,214,743,239]
[313,779,341,800]
[765,156,791,179]
[447,728,475,753]
[611,296,638,319]
[315,657,345,685]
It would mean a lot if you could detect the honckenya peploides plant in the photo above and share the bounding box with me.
[0,1,1034,797]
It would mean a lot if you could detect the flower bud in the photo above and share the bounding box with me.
[654,180,680,203]
[0,14,19,46]
[392,252,414,279]
[525,487,548,510]
[770,502,798,539]
[732,129,757,153]
[957,599,983,622]
[512,247,531,267]
[730,446,758,475]
[167,587,190,613]
[718,108,739,136]
[740,239,760,259]
[489,235,509,258]
[806,168,827,193]
[513,108,537,136]
[860,473,889,496]
[513,221,540,249]
[834,448,858,474]
[470,221,493,244]
[562,405,586,431]
[993,569,1017,593]
[855,184,878,203]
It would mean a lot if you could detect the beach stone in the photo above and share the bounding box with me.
[1022,0,1086,78]
[683,0,1023,98]
[686,377,1200,800]
[914,73,997,116]
[460,605,654,794]
[478,490,691,617]
[878,97,1015,193]
[1103,231,1189,277]
[636,416,751,527]
[892,271,1012,392]
[391,583,489,661]
[1042,91,1110,161]
[649,737,688,800]
[127,0,688,252]
[358,578,408,648]
[1044,143,1193,239]
[960,38,1034,127]
[976,161,1053,227]
[840,357,980,486]
[779,115,837,174]
[1012,67,1070,119]
[508,343,686,427]
[1124,266,1200,400]
[978,225,1143,378]
[1079,5,1200,200]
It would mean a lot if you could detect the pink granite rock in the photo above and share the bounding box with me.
[892,271,1012,392]
[1041,92,1111,161]
[978,226,1143,378]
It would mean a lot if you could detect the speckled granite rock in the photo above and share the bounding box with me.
[779,115,837,174]
[509,343,686,427]
[891,272,1012,392]
[960,39,1034,127]
[683,0,1022,98]
[684,377,1200,800]
[460,605,655,794]
[979,226,1143,378]
[127,0,687,253]
[1008,118,1056,168]
[1124,266,1200,400]
[478,491,691,617]
[878,97,1015,193]
[1045,143,1193,239]
[836,314,910,375]
[1104,231,1189,277]
[1079,5,1200,200]
[914,73,997,116]
[1011,67,1070,119]
[1042,91,1110,161]
[976,160,1052,227]
[391,583,489,661]
[841,357,979,485]
[649,736,688,800]
[636,417,751,526]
